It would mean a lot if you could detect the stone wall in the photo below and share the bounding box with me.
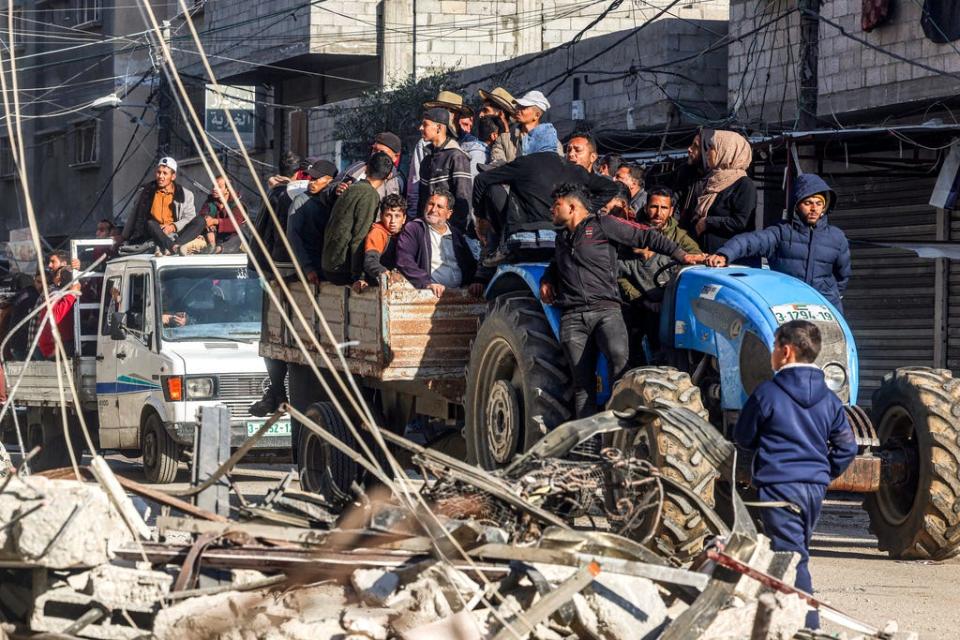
[303,17,729,165]
[728,0,960,126]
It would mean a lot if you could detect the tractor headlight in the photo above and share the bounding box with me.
[185,377,215,399]
[822,364,847,393]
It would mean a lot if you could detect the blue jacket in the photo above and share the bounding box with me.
[717,174,851,311]
[735,365,857,487]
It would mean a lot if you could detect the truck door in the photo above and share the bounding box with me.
[70,239,113,357]
[95,270,123,437]
[116,268,160,435]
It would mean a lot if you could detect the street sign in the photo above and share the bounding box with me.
[204,84,256,149]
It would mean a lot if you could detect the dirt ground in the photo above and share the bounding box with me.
[811,496,960,638]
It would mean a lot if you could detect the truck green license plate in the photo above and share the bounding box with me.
[246,420,292,437]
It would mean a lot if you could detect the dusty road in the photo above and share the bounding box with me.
[811,496,960,638]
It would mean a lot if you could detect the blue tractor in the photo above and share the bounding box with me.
[464,262,960,560]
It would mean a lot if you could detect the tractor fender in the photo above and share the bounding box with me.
[485,264,562,338]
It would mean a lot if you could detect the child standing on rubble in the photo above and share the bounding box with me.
[734,319,857,629]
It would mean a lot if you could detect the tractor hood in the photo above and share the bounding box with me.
[670,266,859,406]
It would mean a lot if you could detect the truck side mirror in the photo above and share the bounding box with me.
[109,312,127,340]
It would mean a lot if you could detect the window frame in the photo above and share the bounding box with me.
[74,0,102,29]
[70,119,99,168]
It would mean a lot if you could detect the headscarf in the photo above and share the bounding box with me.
[692,129,752,224]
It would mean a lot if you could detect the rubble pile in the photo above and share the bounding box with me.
[0,407,916,639]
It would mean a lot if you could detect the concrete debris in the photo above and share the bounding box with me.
[0,417,908,640]
[0,474,133,568]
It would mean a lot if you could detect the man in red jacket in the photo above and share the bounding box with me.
[37,280,82,359]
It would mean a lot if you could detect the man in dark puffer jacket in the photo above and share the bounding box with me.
[706,174,851,312]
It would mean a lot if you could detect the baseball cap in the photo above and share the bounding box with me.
[158,156,178,173]
[374,131,402,154]
[423,107,451,126]
[306,159,338,179]
[514,90,550,112]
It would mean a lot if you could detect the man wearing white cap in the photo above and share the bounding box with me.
[120,156,202,255]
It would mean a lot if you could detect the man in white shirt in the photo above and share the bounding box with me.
[395,188,485,298]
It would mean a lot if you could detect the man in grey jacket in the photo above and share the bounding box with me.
[121,157,203,255]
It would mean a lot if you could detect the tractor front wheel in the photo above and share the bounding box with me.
[866,367,960,560]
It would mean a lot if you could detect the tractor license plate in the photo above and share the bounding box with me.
[246,420,292,437]
[771,303,836,324]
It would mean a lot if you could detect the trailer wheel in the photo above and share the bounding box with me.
[605,367,718,559]
[465,295,571,468]
[142,412,179,484]
[31,408,83,472]
[865,367,960,560]
[298,401,360,508]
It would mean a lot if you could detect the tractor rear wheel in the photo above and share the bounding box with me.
[605,366,720,559]
[465,295,571,468]
[865,367,960,560]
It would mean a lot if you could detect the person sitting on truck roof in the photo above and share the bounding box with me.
[287,159,339,285]
[322,152,394,286]
[734,319,856,629]
[354,194,407,293]
[396,188,485,299]
[618,187,702,361]
[705,173,851,312]
[120,157,205,256]
[540,183,703,419]
[190,175,245,255]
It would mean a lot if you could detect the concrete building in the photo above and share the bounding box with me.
[726,0,960,402]
[0,0,731,242]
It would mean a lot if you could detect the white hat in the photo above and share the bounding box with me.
[514,90,550,112]
[158,156,178,173]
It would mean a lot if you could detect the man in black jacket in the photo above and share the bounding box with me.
[540,184,703,417]
[417,108,472,232]
[472,152,620,265]
[287,159,339,284]
[248,151,302,273]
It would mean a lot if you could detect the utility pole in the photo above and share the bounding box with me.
[797,0,820,130]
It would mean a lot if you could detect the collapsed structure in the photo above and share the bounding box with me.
[0,401,914,640]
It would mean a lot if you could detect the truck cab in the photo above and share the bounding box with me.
[96,253,290,482]
[2,248,290,483]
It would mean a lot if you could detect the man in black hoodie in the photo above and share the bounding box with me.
[540,183,702,418]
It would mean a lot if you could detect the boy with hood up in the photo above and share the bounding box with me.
[734,319,857,629]
[706,173,852,312]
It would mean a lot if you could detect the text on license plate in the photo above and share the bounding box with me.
[246,420,292,437]
[770,303,835,325]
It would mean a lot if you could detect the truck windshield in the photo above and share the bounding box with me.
[158,265,261,343]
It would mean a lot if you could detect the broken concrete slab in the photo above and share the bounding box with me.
[0,475,133,569]
[351,568,400,606]
[700,590,806,640]
[342,606,393,640]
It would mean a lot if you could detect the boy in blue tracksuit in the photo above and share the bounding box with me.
[707,174,851,313]
[734,320,857,629]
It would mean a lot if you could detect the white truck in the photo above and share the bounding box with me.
[2,241,291,482]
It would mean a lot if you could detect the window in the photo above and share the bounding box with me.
[125,273,148,335]
[101,275,121,336]
[0,138,14,177]
[74,0,101,27]
[72,120,98,166]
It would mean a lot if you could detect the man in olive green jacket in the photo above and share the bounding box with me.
[619,187,701,360]
[322,152,394,285]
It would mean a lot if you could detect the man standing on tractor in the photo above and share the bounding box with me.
[540,183,703,418]
[705,173,851,312]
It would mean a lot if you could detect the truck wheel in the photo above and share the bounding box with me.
[465,295,571,468]
[298,401,360,508]
[142,413,180,484]
[865,367,960,560]
[605,367,718,558]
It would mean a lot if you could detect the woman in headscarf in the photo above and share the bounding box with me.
[689,129,757,255]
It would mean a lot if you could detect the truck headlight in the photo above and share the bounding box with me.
[185,377,215,399]
[822,364,846,392]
